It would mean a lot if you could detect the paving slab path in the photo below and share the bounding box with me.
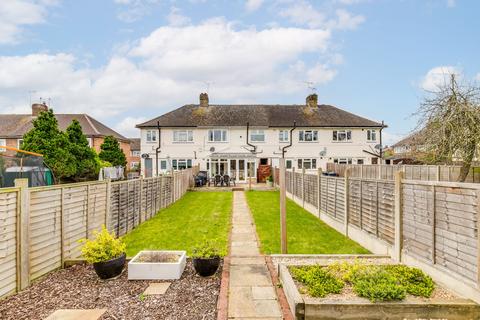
[228,191,282,319]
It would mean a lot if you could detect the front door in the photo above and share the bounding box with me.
[144,158,152,177]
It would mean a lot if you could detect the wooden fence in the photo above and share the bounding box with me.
[0,169,194,299]
[276,167,480,299]
[326,163,480,183]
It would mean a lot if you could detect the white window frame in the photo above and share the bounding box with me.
[367,129,377,142]
[286,159,292,169]
[17,139,23,149]
[173,130,193,143]
[0,138,6,152]
[250,129,265,142]
[160,159,168,171]
[146,130,157,143]
[132,150,141,157]
[333,158,352,164]
[86,137,93,148]
[208,129,228,142]
[333,130,352,142]
[172,159,193,171]
[279,130,289,143]
[130,161,139,169]
[297,158,317,169]
[299,130,318,142]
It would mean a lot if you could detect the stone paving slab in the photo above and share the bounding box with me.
[230,245,260,257]
[252,286,277,300]
[143,282,170,295]
[230,265,272,287]
[231,232,257,242]
[45,309,106,320]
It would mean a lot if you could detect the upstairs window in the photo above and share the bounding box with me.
[208,129,228,142]
[146,130,157,143]
[367,129,377,142]
[279,130,289,143]
[132,150,141,157]
[173,130,193,142]
[333,130,351,142]
[299,130,318,142]
[250,129,265,142]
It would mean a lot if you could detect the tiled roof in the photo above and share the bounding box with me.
[0,113,127,141]
[129,138,140,150]
[137,104,383,128]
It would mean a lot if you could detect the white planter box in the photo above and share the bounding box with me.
[128,250,186,280]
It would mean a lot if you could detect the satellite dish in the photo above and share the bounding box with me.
[209,147,215,152]
[141,153,150,159]
[319,147,327,157]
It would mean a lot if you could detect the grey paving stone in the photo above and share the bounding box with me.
[45,309,106,320]
[143,282,170,295]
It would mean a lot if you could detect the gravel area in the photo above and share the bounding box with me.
[0,260,222,320]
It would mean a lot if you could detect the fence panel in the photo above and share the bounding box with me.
[304,174,318,208]
[0,190,18,298]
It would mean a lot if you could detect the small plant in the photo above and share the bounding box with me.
[385,265,434,297]
[266,175,273,182]
[351,266,406,302]
[80,225,126,264]
[291,266,344,298]
[191,240,224,259]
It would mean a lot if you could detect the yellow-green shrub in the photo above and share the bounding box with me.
[80,226,126,264]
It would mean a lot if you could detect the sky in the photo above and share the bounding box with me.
[0,0,479,145]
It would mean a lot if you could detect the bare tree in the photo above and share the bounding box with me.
[415,74,480,182]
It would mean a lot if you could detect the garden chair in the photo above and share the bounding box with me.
[223,174,230,187]
[214,174,222,187]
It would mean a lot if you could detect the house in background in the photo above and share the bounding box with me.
[137,93,385,182]
[128,138,141,170]
[0,103,133,167]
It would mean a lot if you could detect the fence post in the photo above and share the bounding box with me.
[86,184,90,239]
[302,168,305,208]
[105,179,111,231]
[394,171,404,262]
[431,185,436,264]
[15,178,30,291]
[477,189,480,287]
[279,158,287,254]
[171,172,175,203]
[317,168,322,218]
[436,165,441,181]
[344,168,350,236]
[60,187,65,267]
[292,167,296,200]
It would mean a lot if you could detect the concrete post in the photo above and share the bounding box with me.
[279,158,287,254]
[15,179,30,290]
[344,168,350,236]
[394,171,404,262]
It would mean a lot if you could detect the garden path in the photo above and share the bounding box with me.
[227,191,282,319]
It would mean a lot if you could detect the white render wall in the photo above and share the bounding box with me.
[140,126,381,176]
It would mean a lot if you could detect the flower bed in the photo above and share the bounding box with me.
[278,256,480,320]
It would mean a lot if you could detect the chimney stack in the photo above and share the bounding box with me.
[200,93,209,108]
[32,103,48,116]
[306,94,318,108]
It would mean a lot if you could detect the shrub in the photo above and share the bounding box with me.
[351,266,406,302]
[290,266,344,298]
[385,265,434,297]
[80,226,126,264]
[192,240,224,258]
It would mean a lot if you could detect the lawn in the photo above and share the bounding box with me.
[122,191,232,257]
[245,191,369,254]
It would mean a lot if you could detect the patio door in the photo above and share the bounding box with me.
[238,160,245,182]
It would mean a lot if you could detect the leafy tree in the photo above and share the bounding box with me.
[66,119,99,181]
[21,109,76,181]
[415,74,480,181]
[99,136,127,167]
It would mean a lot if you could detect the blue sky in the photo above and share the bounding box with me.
[0,0,478,144]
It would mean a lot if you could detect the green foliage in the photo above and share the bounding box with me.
[21,109,77,180]
[80,225,126,264]
[385,265,434,297]
[99,136,127,167]
[66,120,99,181]
[351,266,406,302]
[291,265,344,298]
[191,240,224,258]
[292,263,435,302]
[266,175,273,182]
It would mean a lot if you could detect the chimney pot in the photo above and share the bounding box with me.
[32,103,48,116]
[200,93,209,108]
[306,93,318,108]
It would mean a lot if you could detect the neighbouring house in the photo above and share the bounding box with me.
[0,103,132,167]
[136,93,385,183]
[128,138,141,171]
[389,131,426,164]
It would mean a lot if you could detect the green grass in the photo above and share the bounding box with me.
[245,191,369,254]
[122,191,232,257]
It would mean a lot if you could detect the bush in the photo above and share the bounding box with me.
[80,226,126,264]
[290,266,344,298]
[385,265,434,297]
[351,267,406,302]
[192,240,224,259]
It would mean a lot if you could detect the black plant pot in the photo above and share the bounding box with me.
[193,257,220,277]
[93,253,126,279]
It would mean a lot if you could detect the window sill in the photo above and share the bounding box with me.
[298,141,319,143]
[331,141,353,143]
[207,141,229,143]
[173,141,194,144]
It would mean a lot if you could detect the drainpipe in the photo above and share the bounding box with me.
[282,121,297,158]
[246,122,257,153]
[379,120,385,164]
[155,121,161,176]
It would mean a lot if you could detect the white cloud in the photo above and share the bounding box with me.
[421,66,460,91]
[0,0,56,45]
[383,131,405,147]
[278,0,365,30]
[476,73,480,81]
[245,0,264,12]
[115,0,161,23]
[114,116,146,137]
[166,7,191,27]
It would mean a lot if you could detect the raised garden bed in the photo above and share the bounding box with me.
[0,260,221,320]
[128,250,186,280]
[278,256,480,320]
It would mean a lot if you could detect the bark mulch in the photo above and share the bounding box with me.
[0,260,221,320]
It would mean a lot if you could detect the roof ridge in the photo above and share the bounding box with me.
[83,114,100,135]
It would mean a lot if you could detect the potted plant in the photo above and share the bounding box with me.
[80,225,126,279]
[192,241,223,277]
[266,175,273,187]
